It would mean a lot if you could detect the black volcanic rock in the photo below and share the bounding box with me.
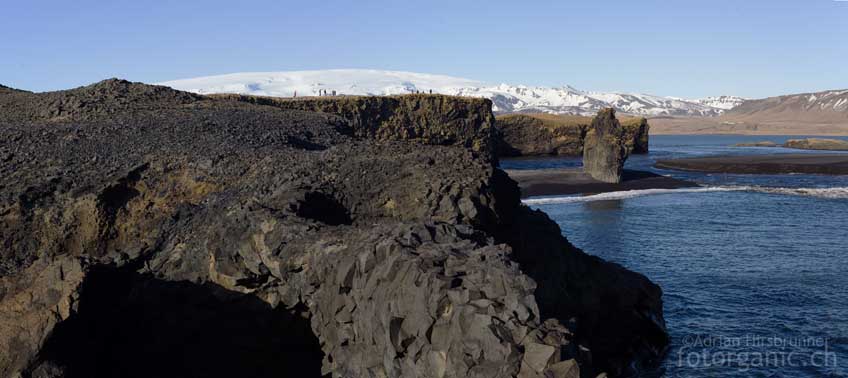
[0,78,202,124]
[495,114,587,156]
[0,84,26,94]
[0,81,667,378]
[655,154,848,175]
[211,93,498,162]
[495,113,649,158]
[582,109,630,183]
[623,117,650,154]
[783,138,848,151]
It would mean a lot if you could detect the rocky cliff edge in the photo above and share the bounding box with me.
[0,80,667,378]
[496,113,649,157]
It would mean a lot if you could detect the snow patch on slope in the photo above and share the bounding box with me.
[696,96,747,110]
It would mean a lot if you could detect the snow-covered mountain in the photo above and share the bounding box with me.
[159,69,740,117]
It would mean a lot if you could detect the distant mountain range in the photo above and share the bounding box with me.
[650,89,848,135]
[160,70,848,135]
[722,89,848,123]
[160,69,745,117]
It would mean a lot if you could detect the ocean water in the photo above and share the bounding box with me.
[504,135,848,377]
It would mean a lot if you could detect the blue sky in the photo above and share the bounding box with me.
[2,0,846,98]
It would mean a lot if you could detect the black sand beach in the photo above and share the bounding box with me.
[505,168,698,198]
[656,154,848,175]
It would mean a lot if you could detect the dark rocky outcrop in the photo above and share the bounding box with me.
[783,138,848,151]
[733,141,779,147]
[0,80,667,378]
[621,117,650,155]
[0,257,86,376]
[582,109,630,183]
[211,93,498,161]
[0,84,26,94]
[0,78,202,124]
[505,169,698,198]
[655,154,848,175]
[495,114,587,156]
[495,113,649,158]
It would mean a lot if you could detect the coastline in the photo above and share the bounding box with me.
[505,168,698,198]
[650,132,848,136]
[647,117,848,136]
[655,154,848,175]
[0,80,669,378]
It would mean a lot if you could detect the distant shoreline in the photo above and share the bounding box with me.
[505,168,698,198]
[650,132,848,136]
[647,116,848,136]
[656,154,848,175]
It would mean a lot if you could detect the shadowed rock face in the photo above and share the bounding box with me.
[582,109,630,183]
[622,117,650,154]
[495,115,587,156]
[0,80,666,378]
[32,265,324,378]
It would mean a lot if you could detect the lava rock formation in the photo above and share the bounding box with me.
[0,80,667,378]
[496,113,649,158]
[582,109,631,183]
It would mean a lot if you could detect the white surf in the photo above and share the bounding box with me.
[522,186,848,205]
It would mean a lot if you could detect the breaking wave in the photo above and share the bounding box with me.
[747,186,848,199]
[522,186,848,205]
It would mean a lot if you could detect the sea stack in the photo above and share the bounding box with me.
[582,108,629,183]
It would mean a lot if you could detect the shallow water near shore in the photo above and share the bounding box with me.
[512,135,848,377]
